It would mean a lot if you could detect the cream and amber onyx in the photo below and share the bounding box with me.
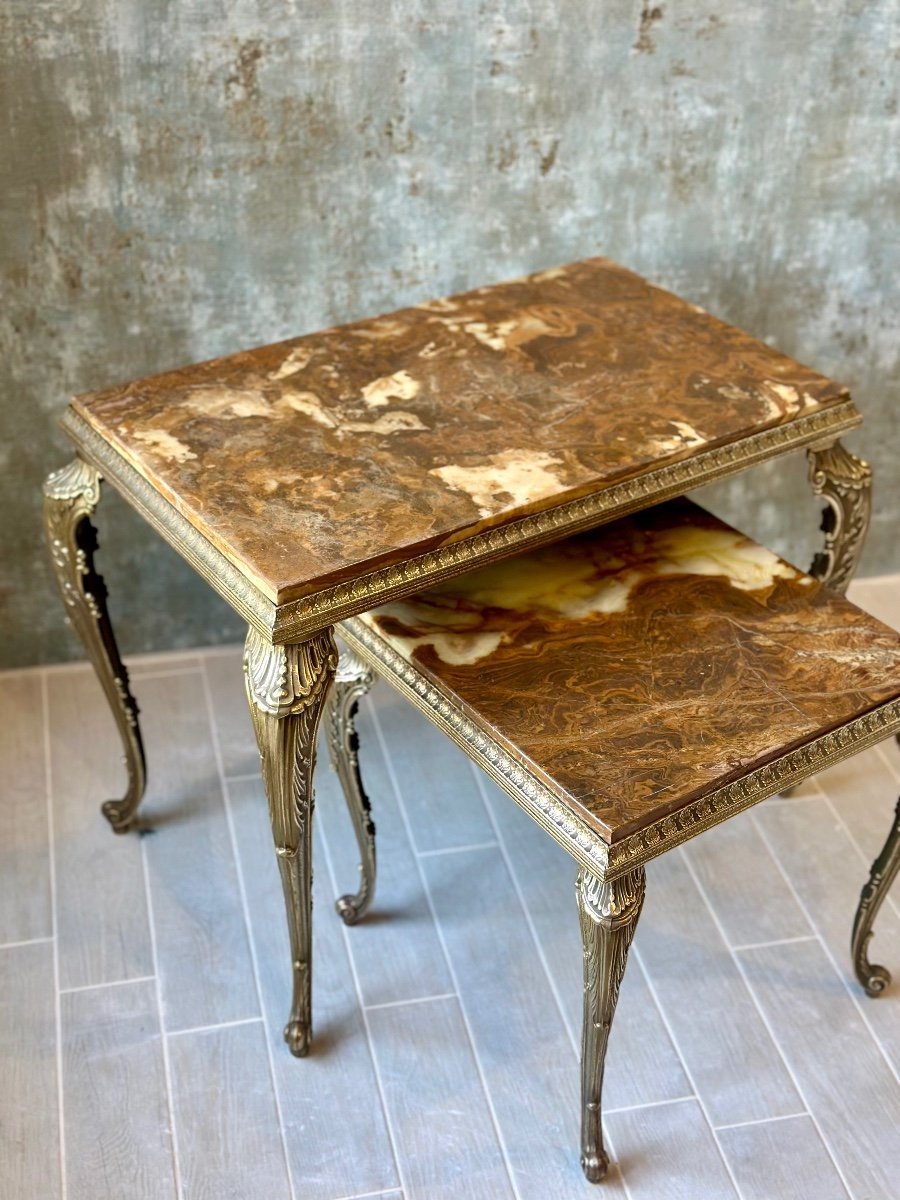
[577,868,646,1182]
[243,626,338,1056]
[43,459,146,831]
[325,649,376,924]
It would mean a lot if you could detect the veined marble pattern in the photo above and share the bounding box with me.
[358,500,900,842]
[73,257,848,603]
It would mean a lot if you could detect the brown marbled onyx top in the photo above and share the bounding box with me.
[353,500,900,842]
[73,257,850,604]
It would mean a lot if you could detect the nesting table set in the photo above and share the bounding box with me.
[44,258,900,1183]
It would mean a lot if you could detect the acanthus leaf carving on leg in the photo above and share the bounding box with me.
[326,647,377,925]
[244,626,338,1056]
[807,440,872,594]
[43,459,146,831]
[577,866,645,1183]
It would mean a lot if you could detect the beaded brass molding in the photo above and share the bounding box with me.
[340,615,900,881]
[62,401,861,644]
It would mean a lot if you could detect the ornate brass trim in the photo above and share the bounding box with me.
[243,628,338,1056]
[807,442,872,594]
[608,700,900,876]
[340,615,900,881]
[852,795,900,997]
[43,459,147,832]
[61,402,862,643]
[577,866,645,1182]
[326,649,377,925]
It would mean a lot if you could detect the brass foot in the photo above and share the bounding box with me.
[101,798,140,834]
[581,1149,609,1184]
[284,1018,311,1058]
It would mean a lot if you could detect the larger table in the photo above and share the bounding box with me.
[43,256,873,1057]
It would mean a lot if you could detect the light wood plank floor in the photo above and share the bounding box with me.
[2,576,899,1200]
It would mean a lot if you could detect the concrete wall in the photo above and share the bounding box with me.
[2,1,898,667]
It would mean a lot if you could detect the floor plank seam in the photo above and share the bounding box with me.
[714,1111,810,1132]
[0,936,53,951]
[316,815,405,1199]
[691,835,858,1199]
[167,1015,264,1039]
[657,846,811,1199]
[41,670,67,1200]
[370,702,524,1200]
[680,848,850,1184]
[364,992,458,1012]
[200,659,297,1200]
[329,1187,405,1200]
[751,811,900,1089]
[59,974,156,995]
[470,763,582,1058]
[729,935,818,953]
[140,829,185,1199]
[604,1094,697,1116]
[631,936,748,1200]
[416,840,499,858]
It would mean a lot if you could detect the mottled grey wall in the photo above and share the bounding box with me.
[2,1,898,667]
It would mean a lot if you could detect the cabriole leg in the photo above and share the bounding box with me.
[43,458,146,832]
[577,866,645,1183]
[852,796,900,997]
[244,626,337,1056]
[807,441,872,593]
[326,647,376,925]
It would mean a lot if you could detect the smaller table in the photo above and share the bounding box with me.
[330,498,900,1180]
[44,256,873,1061]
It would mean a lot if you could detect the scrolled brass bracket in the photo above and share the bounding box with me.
[807,441,872,594]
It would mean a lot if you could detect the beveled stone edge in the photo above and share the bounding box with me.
[61,400,861,644]
[339,615,900,881]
